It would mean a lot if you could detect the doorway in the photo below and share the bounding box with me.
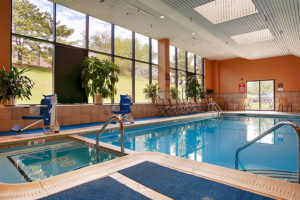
[246,80,275,110]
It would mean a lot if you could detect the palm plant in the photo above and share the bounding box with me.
[143,83,160,103]
[0,66,34,105]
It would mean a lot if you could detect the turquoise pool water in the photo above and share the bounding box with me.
[0,140,118,183]
[86,115,300,173]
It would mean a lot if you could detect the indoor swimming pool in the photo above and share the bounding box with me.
[86,114,300,181]
[0,140,118,183]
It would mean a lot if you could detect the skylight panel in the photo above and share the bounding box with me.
[231,29,274,45]
[194,0,258,24]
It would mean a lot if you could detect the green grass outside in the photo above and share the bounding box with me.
[17,67,151,105]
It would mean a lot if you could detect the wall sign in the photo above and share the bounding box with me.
[278,83,283,91]
[239,82,246,93]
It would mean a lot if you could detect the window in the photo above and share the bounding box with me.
[187,52,195,73]
[89,17,111,53]
[177,48,185,70]
[12,36,53,104]
[56,4,86,48]
[196,55,203,74]
[114,58,132,103]
[135,62,149,102]
[152,39,158,65]
[170,69,176,89]
[178,71,186,100]
[135,33,149,62]
[115,26,132,58]
[152,66,158,84]
[169,46,176,69]
[12,0,53,41]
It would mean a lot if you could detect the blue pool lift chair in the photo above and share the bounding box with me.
[12,94,60,133]
[112,95,134,124]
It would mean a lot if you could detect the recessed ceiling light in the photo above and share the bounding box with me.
[231,29,274,45]
[194,0,258,24]
[192,32,196,35]
[160,15,165,19]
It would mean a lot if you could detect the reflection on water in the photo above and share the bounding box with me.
[247,117,275,144]
[94,116,300,171]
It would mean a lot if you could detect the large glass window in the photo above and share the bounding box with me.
[12,36,53,104]
[152,66,158,84]
[177,48,185,70]
[135,62,149,102]
[114,58,132,103]
[178,71,186,100]
[152,39,158,65]
[196,55,203,74]
[115,26,132,58]
[12,0,53,41]
[89,17,111,53]
[56,5,86,48]
[135,33,149,62]
[169,46,176,69]
[170,69,176,89]
[187,52,195,73]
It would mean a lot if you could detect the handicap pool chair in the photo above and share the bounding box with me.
[12,94,60,133]
[112,95,134,124]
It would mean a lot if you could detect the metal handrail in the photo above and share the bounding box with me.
[234,121,300,183]
[208,102,222,113]
[96,115,124,163]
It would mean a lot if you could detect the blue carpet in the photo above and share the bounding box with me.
[41,176,150,200]
[118,161,274,200]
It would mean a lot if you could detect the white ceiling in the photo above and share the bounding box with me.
[51,0,300,60]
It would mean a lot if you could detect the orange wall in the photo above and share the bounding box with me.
[205,55,300,93]
[0,0,11,70]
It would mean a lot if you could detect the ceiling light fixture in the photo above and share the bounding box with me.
[192,32,196,35]
[231,29,274,45]
[194,0,258,24]
[160,15,165,19]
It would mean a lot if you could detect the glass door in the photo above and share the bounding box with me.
[247,80,274,110]
[247,81,260,110]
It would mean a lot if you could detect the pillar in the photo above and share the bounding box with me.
[0,0,11,71]
[158,38,170,99]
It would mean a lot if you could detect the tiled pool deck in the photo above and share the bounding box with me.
[1,111,300,199]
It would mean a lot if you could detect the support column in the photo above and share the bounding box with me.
[0,0,11,71]
[158,38,170,99]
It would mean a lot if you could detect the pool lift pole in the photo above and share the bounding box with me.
[234,121,300,183]
[96,115,124,163]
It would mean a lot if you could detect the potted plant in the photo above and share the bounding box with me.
[206,89,214,101]
[81,56,120,105]
[0,66,34,106]
[143,83,159,103]
[170,87,180,99]
[185,75,202,100]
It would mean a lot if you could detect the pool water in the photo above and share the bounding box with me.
[0,140,118,183]
[86,115,300,173]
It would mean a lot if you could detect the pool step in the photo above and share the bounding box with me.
[240,169,298,183]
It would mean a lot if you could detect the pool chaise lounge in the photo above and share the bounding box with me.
[0,152,298,200]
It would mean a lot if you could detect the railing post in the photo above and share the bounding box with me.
[234,121,300,183]
[96,115,125,163]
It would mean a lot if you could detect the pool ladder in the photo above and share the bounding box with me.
[234,121,300,183]
[96,115,125,163]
